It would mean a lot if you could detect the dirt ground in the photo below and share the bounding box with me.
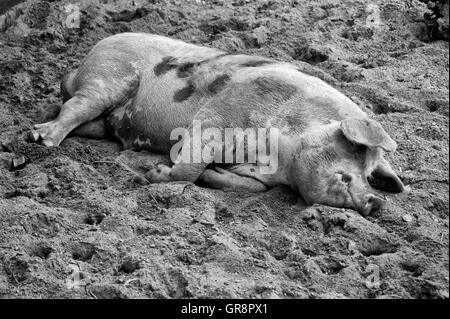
[0,0,448,299]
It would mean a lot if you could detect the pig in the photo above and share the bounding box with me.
[30,33,405,216]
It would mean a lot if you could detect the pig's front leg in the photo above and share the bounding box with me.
[200,167,268,192]
[145,123,212,183]
[145,109,226,184]
[145,162,208,183]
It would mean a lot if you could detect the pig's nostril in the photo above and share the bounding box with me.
[336,171,352,183]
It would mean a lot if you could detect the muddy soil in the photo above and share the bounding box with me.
[0,0,448,299]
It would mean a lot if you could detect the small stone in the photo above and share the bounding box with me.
[27,131,40,142]
[402,214,414,223]
[251,26,269,46]
[0,152,14,169]
[348,240,358,253]
[311,7,328,20]
[304,259,323,275]
[11,155,26,170]
[1,139,18,152]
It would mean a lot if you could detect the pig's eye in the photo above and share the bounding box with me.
[342,173,352,183]
[336,171,352,183]
[348,141,367,154]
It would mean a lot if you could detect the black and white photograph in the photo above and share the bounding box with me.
[0,0,448,303]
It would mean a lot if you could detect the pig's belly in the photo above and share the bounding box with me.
[105,77,206,154]
[106,100,196,154]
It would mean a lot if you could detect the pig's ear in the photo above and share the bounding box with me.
[368,159,405,193]
[340,118,397,152]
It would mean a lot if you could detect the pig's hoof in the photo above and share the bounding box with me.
[145,164,172,183]
[28,121,64,147]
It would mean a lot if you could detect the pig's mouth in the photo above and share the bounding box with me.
[348,190,385,216]
[323,178,355,209]
[325,177,385,216]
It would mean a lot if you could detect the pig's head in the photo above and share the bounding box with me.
[290,118,404,216]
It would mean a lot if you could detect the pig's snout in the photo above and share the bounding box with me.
[359,194,385,216]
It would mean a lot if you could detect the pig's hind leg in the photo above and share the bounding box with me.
[68,118,108,140]
[30,65,139,147]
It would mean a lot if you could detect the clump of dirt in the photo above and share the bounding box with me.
[0,0,448,299]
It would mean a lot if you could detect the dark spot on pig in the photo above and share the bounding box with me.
[285,114,302,128]
[174,84,195,102]
[154,56,177,76]
[208,74,231,94]
[177,62,197,78]
[240,59,273,67]
[176,53,230,78]
[252,77,297,101]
